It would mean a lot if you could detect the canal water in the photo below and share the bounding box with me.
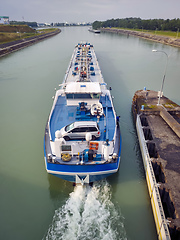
[0,26,180,240]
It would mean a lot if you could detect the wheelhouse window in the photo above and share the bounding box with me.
[66,93,100,99]
[66,94,73,99]
[91,93,100,99]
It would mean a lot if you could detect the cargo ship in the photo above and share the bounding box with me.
[44,42,122,184]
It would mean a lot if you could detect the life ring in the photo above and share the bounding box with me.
[91,103,103,116]
[89,142,99,150]
[61,153,71,162]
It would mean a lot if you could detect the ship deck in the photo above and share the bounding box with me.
[49,94,116,142]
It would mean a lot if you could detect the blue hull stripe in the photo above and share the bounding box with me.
[45,157,120,176]
[51,172,113,182]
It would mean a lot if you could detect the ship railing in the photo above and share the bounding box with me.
[94,55,104,84]
[63,48,77,84]
[105,94,109,141]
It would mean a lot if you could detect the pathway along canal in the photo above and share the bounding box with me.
[0,26,180,240]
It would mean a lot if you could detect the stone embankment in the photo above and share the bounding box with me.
[132,90,180,240]
[101,28,180,48]
[0,29,61,57]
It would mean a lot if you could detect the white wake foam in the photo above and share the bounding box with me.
[44,180,127,240]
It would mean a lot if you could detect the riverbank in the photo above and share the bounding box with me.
[132,90,180,240]
[101,28,180,48]
[0,28,61,57]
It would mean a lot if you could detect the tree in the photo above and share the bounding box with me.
[92,18,180,32]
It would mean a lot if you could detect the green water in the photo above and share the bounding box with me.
[0,26,180,240]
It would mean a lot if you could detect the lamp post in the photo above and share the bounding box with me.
[152,49,169,105]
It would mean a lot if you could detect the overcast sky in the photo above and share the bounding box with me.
[2,0,180,23]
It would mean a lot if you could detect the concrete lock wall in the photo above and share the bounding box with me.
[160,108,180,139]
[136,114,171,240]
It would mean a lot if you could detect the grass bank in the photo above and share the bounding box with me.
[0,25,59,44]
[112,27,180,39]
[101,27,180,48]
